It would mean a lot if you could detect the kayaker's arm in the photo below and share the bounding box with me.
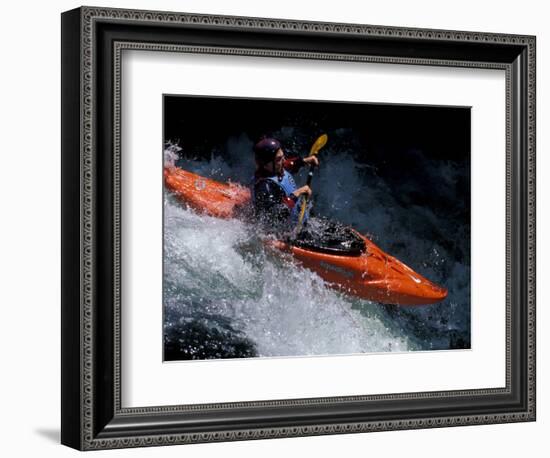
[291,185,312,199]
[282,156,304,174]
[284,155,319,174]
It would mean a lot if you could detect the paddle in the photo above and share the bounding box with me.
[293,134,328,236]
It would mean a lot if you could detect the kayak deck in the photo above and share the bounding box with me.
[269,236,447,305]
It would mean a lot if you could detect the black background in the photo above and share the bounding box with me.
[164,95,470,163]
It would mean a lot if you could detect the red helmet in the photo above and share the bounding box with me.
[254,138,282,165]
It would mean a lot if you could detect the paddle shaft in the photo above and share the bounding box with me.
[306,165,315,186]
[294,134,327,235]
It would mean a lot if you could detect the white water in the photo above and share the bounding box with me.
[164,195,415,357]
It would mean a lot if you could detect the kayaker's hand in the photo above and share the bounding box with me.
[293,185,312,199]
[303,156,319,167]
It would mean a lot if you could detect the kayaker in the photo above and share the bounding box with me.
[252,137,319,233]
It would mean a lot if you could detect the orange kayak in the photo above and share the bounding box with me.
[164,166,448,306]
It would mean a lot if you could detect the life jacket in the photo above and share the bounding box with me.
[252,170,310,226]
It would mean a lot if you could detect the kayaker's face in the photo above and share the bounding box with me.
[272,149,284,174]
[260,149,284,175]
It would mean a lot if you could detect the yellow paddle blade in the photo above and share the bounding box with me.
[309,134,328,156]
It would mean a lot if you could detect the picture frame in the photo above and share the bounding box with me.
[61,6,536,450]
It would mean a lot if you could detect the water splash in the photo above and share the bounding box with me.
[163,134,470,359]
[164,195,415,359]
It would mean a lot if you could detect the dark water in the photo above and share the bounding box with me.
[163,97,471,360]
